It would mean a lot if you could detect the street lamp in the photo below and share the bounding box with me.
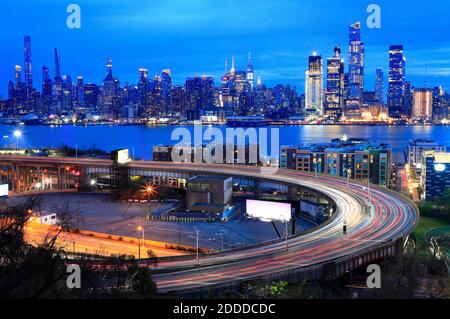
[137,225,145,259]
[194,227,200,265]
[346,168,351,187]
[13,130,22,150]
[145,185,154,213]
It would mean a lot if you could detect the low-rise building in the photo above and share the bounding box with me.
[186,176,233,215]
[408,139,446,168]
[280,136,392,187]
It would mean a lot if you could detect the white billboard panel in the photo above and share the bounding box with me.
[117,149,131,164]
[246,199,291,222]
[0,184,9,197]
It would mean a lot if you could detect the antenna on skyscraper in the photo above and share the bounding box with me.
[424,66,428,89]
[224,57,228,74]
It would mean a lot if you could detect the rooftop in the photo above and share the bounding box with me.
[189,175,231,182]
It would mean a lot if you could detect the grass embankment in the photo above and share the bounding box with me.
[413,216,450,258]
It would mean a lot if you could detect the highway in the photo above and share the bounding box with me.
[0,156,419,293]
[24,222,189,258]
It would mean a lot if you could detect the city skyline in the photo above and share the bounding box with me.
[1,0,450,97]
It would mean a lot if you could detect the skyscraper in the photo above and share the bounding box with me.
[138,68,148,116]
[77,76,85,105]
[100,56,121,119]
[246,52,254,90]
[325,47,345,120]
[52,48,63,107]
[412,88,432,121]
[24,35,33,96]
[185,76,214,120]
[348,22,364,103]
[14,65,22,87]
[305,52,323,115]
[388,45,406,118]
[375,68,384,104]
[161,69,172,116]
[41,65,52,97]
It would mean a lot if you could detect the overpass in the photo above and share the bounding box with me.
[0,155,419,294]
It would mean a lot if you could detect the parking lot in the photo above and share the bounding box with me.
[9,192,316,250]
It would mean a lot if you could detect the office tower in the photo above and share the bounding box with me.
[52,48,63,107]
[246,52,254,90]
[432,86,446,121]
[412,88,432,121]
[325,47,345,120]
[41,65,52,96]
[404,81,412,117]
[148,75,161,115]
[15,65,22,87]
[375,68,384,104]
[348,22,364,104]
[100,56,121,118]
[388,45,406,118]
[161,69,172,115]
[77,76,85,105]
[185,76,214,120]
[305,52,323,115]
[138,68,148,116]
[171,85,185,114]
[24,35,33,96]
[84,83,99,108]
[62,75,73,111]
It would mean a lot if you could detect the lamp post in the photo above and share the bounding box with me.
[145,185,154,213]
[195,227,199,265]
[13,130,22,150]
[137,225,144,259]
[346,168,351,188]
[285,220,289,251]
[364,178,373,217]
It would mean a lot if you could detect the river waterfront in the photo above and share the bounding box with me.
[0,124,449,162]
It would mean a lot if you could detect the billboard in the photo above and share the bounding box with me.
[246,199,291,222]
[111,149,131,164]
[0,184,9,197]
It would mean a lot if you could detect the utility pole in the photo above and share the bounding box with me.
[195,227,200,265]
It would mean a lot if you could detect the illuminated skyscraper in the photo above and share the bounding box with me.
[77,76,85,105]
[24,35,33,96]
[14,65,22,87]
[138,68,148,116]
[375,68,384,104]
[185,76,214,120]
[161,69,172,115]
[412,88,432,121]
[325,47,344,120]
[305,52,323,115]
[388,45,406,118]
[246,52,254,90]
[52,48,63,106]
[100,56,121,119]
[41,65,52,97]
[348,22,364,104]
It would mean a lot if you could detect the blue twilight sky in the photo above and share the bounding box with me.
[1,0,450,97]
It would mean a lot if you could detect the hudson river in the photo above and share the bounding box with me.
[1,124,449,163]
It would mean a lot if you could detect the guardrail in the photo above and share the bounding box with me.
[170,239,401,297]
